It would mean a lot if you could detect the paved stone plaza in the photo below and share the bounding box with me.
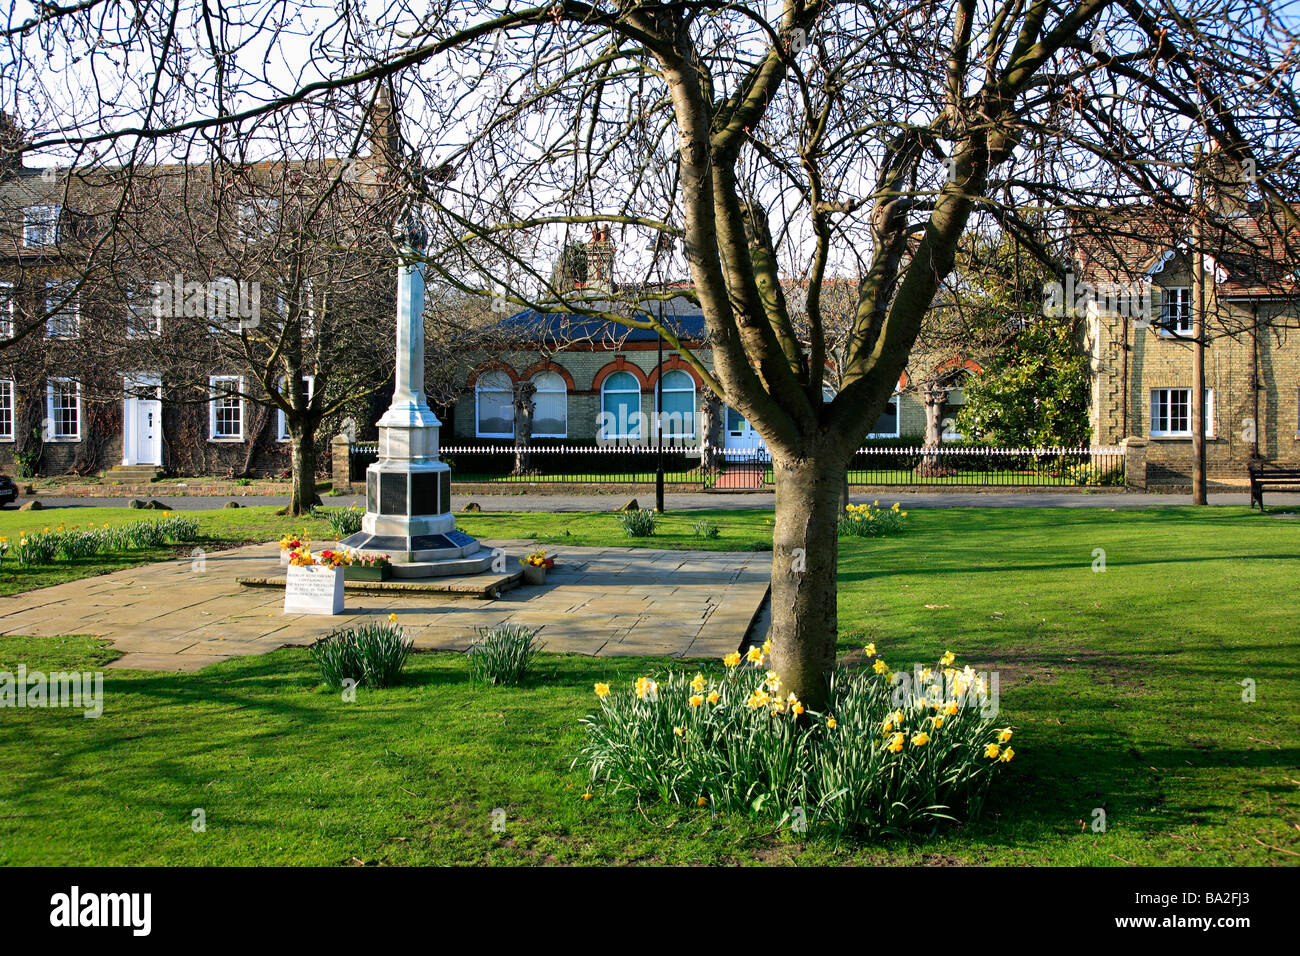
[0,541,770,670]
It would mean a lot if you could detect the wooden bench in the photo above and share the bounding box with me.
[1248,463,1300,510]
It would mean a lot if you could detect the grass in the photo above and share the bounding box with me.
[0,506,1297,864]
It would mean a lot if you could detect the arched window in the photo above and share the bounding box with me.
[475,370,514,438]
[531,370,568,438]
[656,369,696,441]
[600,370,642,440]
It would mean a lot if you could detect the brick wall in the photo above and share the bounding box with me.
[1090,271,1300,482]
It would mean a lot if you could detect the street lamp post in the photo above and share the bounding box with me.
[656,329,665,513]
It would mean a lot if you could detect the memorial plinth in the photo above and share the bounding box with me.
[339,225,492,578]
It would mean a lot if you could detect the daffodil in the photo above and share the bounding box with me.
[886,732,905,753]
[998,728,1013,744]
[944,701,959,716]
[940,650,956,667]
[746,688,770,710]
[690,672,706,692]
[999,747,1015,763]
[984,743,1001,759]
[723,652,741,668]
[911,731,930,746]
[864,642,876,657]
[826,718,837,730]
[689,694,705,708]
[634,676,659,701]
[388,612,398,624]
[594,682,610,698]
[872,658,888,675]
[746,646,765,665]
[706,690,720,705]
[673,726,684,737]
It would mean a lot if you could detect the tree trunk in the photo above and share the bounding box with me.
[767,452,845,712]
[917,383,950,477]
[512,381,536,475]
[288,418,321,516]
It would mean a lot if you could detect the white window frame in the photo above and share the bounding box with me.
[0,281,13,339]
[23,204,62,247]
[655,369,696,440]
[0,379,14,442]
[276,375,315,441]
[866,393,901,439]
[126,281,161,337]
[600,371,643,441]
[529,371,568,439]
[474,370,515,439]
[44,280,79,339]
[45,378,81,442]
[209,375,245,441]
[1149,387,1215,438]
[1158,287,1193,337]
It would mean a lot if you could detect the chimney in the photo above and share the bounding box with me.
[1204,141,1250,219]
[0,112,25,181]
[365,82,403,178]
[586,225,615,294]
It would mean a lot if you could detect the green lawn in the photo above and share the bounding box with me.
[0,506,1297,865]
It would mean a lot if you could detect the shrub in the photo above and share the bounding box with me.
[837,500,908,538]
[691,518,721,539]
[310,620,413,689]
[578,644,1013,836]
[317,506,364,538]
[615,509,657,537]
[467,623,543,686]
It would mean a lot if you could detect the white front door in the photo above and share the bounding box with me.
[722,405,765,454]
[123,374,163,466]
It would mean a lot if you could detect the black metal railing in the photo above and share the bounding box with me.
[349,441,1125,489]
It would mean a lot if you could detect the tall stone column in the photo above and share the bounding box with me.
[340,222,491,577]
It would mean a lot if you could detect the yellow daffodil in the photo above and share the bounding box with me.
[940,650,955,667]
[745,646,765,665]
[999,747,1015,763]
[690,672,706,692]
[706,690,720,705]
[697,796,708,807]
[746,688,770,710]
[920,667,933,682]
[984,743,1001,759]
[944,701,959,716]
[634,676,658,701]
[930,715,944,729]
[689,694,705,708]
[826,718,837,730]
[999,728,1013,744]
[872,658,888,675]
[887,732,905,753]
[864,642,876,657]
[673,726,684,737]
[388,612,398,624]
[723,652,741,668]
[594,682,610,699]
[761,639,772,655]
[911,731,930,746]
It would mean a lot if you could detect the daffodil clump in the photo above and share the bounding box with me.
[837,500,908,538]
[10,516,201,567]
[579,642,1014,836]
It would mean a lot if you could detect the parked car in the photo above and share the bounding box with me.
[0,474,18,508]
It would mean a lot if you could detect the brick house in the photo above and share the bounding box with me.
[450,239,976,452]
[0,107,399,480]
[1077,195,1300,485]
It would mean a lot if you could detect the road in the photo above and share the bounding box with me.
[14,490,1300,512]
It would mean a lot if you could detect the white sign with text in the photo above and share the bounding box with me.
[284,565,345,615]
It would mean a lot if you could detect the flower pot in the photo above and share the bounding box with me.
[522,564,547,586]
[345,564,391,581]
[284,564,345,615]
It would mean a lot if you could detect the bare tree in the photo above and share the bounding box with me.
[7,1,1300,705]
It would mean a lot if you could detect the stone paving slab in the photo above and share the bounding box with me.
[0,540,769,670]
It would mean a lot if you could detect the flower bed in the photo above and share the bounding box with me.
[4,516,201,568]
[580,642,1013,836]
